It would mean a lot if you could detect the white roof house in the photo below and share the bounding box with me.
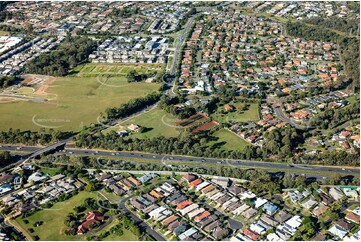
[254,197,268,209]
[285,215,302,229]
[180,203,198,216]
[178,227,197,240]
[328,225,348,239]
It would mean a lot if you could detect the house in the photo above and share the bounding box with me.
[312,233,326,241]
[244,228,260,240]
[211,177,229,188]
[212,227,229,240]
[335,218,354,231]
[182,173,196,183]
[225,104,234,112]
[312,204,329,217]
[243,208,257,219]
[177,200,192,210]
[260,215,279,227]
[128,124,140,132]
[228,185,245,196]
[195,211,210,223]
[329,187,344,200]
[262,202,279,215]
[161,215,178,226]
[319,192,335,205]
[0,174,14,185]
[328,225,348,239]
[95,172,112,182]
[77,211,105,234]
[345,211,360,224]
[179,227,197,240]
[343,188,359,199]
[189,178,202,187]
[254,197,267,209]
[173,224,187,236]
[204,220,219,232]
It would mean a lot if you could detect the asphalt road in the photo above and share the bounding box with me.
[1,145,359,176]
[119,195,166,241]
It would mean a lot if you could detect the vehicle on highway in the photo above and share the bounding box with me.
[95,151,99,154]
[111,153,115,156]
[153,156,156,158]
[16,147,22,150]
[69,151,73,154]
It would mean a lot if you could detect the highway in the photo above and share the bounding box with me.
[1,145,359,176]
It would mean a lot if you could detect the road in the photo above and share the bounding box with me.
[1,145,359,177]
[119,195,166,241]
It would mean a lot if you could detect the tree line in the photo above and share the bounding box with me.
[0,151,11,168]
[0,75,16,88]
[103,92,161,121]
[25,35,96,76]
[309,101,360,129]
[0,128,72,145]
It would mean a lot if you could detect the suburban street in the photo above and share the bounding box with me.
[119,195,166,241]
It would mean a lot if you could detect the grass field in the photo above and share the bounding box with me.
[207,129,249,151]
[0,76,160,131]
[14,191,100,241]
[212,102,260,123]
[120,107,181,138]
[102,221,139,241]
[73,63,163,77]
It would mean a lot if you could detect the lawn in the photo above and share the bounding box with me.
[14,191,100,241]
[120,107,181,139]
[211,102,260,124]
[102,224,139,241]
[0,76,160,131]
[207,129,249,151]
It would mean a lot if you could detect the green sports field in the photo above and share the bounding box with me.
[0,76,160,131]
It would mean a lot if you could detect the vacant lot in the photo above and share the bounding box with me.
[212,102,260,123]
[207,129,249,151]
[121,107,181,138]
[74,63,163,77]
[0,76,160,131]
[14,191,100,241]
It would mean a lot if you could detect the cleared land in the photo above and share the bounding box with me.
[212,102,260,123]
[73,63,163,77]
[0,75,160,131]
[207,129,249,151]
[121,107,181,138]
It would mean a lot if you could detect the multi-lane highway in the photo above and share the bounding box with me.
[1,145,359,176]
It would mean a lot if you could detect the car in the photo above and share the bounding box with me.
[111,153,115,156]
[342,168,345,171]
[201,159,206,162]
[84,151,88,153]
[0,145,2,147]
[131,153,134,155]
[95,151,99,154]
[169,157,174,160]
[115,152,119,155]
[217,161,221,164]
[69,151,73,154]
[16,147,22,150]
[153,156,156,158]
[140,154,143,157]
